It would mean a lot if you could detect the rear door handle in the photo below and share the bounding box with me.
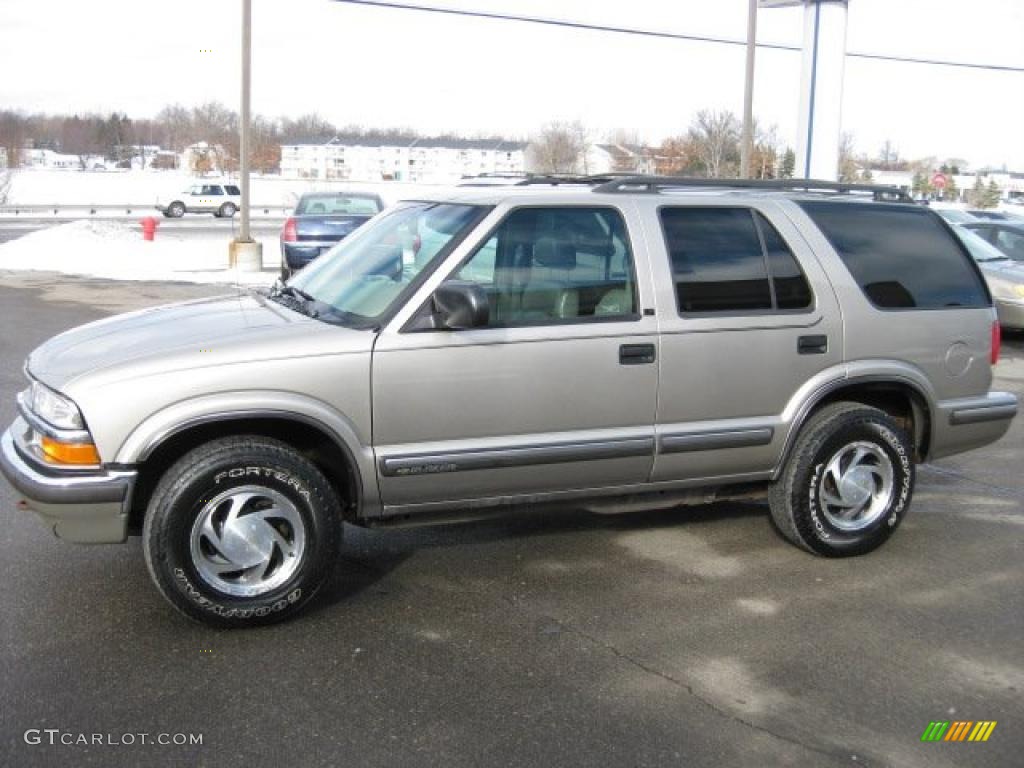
[620,343,656,365]
[798,335,828,355]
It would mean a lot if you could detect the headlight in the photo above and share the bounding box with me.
[28,381,85,430]
[1013,284,1024,299]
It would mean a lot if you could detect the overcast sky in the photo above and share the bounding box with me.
[1,0,1021,169]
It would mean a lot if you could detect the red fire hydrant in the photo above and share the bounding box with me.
[140,216,159,241]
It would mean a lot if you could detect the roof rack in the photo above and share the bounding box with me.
[458,172,623,187]
[514,174,620,186]
[591,175,914,203]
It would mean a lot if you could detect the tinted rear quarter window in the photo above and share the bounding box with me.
[799,202,988,309]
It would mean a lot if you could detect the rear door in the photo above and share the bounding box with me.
[637,199,843,481]
[371,203,660,508]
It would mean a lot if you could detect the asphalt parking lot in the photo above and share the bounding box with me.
[1,271,1022,768]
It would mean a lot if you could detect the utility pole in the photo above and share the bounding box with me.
[740,0,758,179]
[240,0,251,241]
[230,0,262,271]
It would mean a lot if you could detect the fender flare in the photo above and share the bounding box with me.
[115,391,380,516]
[774,361,937,479]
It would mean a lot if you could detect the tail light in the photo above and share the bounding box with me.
[991,320,1001,365]
[282,217,297,243]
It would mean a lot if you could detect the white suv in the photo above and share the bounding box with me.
[157,183,241,218]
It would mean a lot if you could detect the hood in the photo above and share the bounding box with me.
[27,292,374,391]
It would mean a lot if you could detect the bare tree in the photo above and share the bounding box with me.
[688,110,740,178]
[528,120,588,174]
[752,122,780,179]
[279,113,337,143]
[0,168,12,205]
[59,116,104,169]
[656,135,698,176]
[155,104,193,152]
[571,121,593,175]
[838,132,859,183]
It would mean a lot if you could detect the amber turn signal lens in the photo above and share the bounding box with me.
[40,436,101,465]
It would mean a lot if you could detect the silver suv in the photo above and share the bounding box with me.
[2,177,1018,627]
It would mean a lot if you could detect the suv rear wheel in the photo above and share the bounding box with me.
[769,403,914,557]
[217,202,237,218]
[143,436,341,628]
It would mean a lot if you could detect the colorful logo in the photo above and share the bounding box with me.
[921,721,997,742]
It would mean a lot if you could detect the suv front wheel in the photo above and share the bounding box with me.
[143,436,341,627]
[769,403,914,557]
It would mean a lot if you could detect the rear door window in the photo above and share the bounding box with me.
[659,207,812,314]
[799,202,989,309]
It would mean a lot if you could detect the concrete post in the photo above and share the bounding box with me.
[794,0,849,181]
[230,0,262,272]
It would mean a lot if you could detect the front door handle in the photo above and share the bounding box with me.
[620,343,656,365]
[798,335,828,355]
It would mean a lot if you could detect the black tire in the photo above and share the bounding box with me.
[167,201,185,218]
[769,402,914,557]
[143,436,342,628]
[218,202,237,218]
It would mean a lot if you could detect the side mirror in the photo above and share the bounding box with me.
[433,280,489,330]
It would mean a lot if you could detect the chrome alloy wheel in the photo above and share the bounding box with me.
[818,441,895,532]
[189,485,306,597]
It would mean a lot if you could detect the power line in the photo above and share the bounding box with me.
[332,0,800,53]
[332,0,1024,74]
[846,50,1024,73]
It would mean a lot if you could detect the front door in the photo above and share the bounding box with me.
[372,204,659,508]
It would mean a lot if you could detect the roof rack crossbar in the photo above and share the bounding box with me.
[591,175,914,202]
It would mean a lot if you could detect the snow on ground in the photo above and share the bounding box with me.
[0,220,278,285]
[2,168,448,209]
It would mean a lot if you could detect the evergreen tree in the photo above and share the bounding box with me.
[968,176,987,208]
[779,148,795,179]
[984,179,1002,208]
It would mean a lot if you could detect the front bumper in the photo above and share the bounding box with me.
[0,419,136,543]
[281,241,339,270]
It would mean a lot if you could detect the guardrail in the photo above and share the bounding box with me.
[0,203,292,217]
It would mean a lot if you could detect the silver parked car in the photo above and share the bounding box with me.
[2,177,1017,627]
[953,224,1024,329]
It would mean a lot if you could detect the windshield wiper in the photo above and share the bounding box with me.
[269,280,320,317]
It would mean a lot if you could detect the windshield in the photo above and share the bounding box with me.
[288,202,484,324]
[296,194,381,216]
[954,225,1009,262]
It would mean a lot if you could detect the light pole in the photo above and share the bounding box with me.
[740,0,758,179]
[230,0,262,271]
[240,0,251,242]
